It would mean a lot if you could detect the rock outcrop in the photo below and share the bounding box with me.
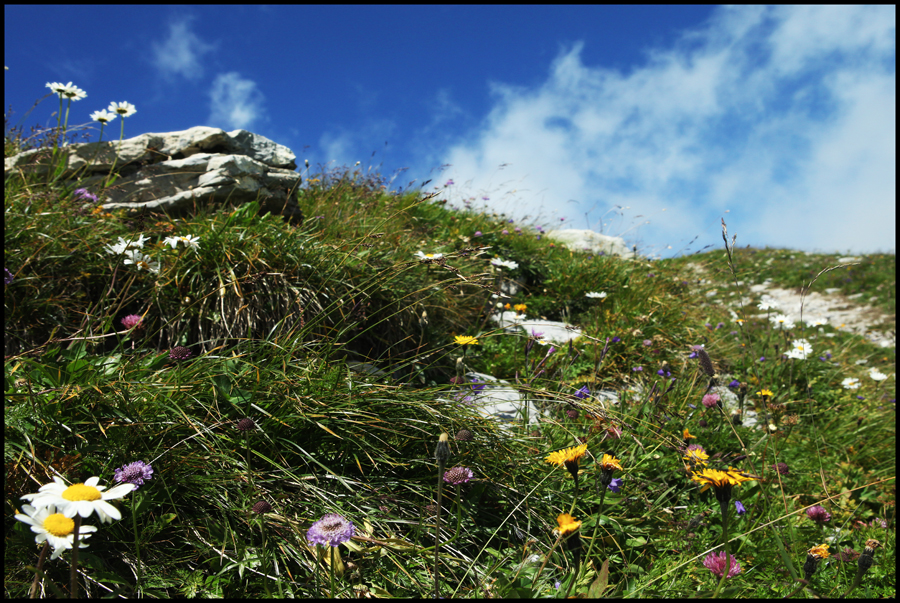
[545,229,634,258]
[4,126,303,221]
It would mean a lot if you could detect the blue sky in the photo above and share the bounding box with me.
[5,5,895,256]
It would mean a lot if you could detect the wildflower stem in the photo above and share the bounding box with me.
[70,515,81,599]
[28,542,51,599]
[329,546,335,599]
[711,498,731,597]
[434,458,446,599]
[133,493,143,594]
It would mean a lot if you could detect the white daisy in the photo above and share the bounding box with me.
[757,300,779,311]
[585,291,607,299]
[123,249,160,274]
[415,250,443,260]
[104,234,148,255]
[785,339,813,360]
[804,317,828,327]
[770,314,795,330]
[163,235,201,251]
[14,504,98,560]
[490,258,518,270]
[841,378,860,390]
[21,476,135,523]
[868,368,888,381]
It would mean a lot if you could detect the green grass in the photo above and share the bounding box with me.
[4,91,896,598]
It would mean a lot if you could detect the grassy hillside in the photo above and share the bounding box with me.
[4,106,895,598]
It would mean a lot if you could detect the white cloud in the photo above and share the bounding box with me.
[151,15,216,81]
[208,72,266,130]
[426,5,895,255]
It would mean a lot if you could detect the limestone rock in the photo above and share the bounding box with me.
[4,126,302,220]
[545,229,634,258]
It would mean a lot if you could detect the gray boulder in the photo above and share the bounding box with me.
[545,229,634,258]
[4,126,302,220]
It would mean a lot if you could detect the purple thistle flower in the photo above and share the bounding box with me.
[307,513,355,547]
[113,460,154,489]
[121,314,143,330]
[703,551,741,579]
[702,392,721,409]
[443,466,474,485]
[806,505,832,524]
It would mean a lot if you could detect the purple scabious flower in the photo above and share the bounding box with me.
[4,268,13,285]
[168,346,192,361]
[73,188,99,203]
[473,231,482,237]
[608,477,623,493]
[703,551,741,579]
[734,500,746,516]
[806,505,832,524]
[121,314,143,330]
[114,460,154,489]
[307,513,355,547]
[443,466,474,485]
[773,462,790,475]
[252,500,272,514]
[501,229,509,235]
[642,339,652,347]
[702,392,721,408]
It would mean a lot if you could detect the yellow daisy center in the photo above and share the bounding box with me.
[63,483,102,502]
[43,513,75,537]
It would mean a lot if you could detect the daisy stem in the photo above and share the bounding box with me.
[70,514,81,599]
[29,542,51,599]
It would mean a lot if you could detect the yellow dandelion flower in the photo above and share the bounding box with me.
[599,453,623,472]
[504,303,511,310]
[690,467,755,503]
[513,303,527,313]
[756,388,774,397]
[545,444,588,468]
[808,544,830,559]
[454,335,479,345]
[683,447,709,464]
[556,513,581,536]
[683,428,697,441]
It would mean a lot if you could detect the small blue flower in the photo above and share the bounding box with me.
[575,385,590,399]
[735,500,746,516]
[611,336,621,343]
[608,477,623,493]
[728,380,740,388]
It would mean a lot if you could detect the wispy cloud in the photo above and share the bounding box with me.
[425,5,895,254]
[151,15,216,81]
[208,72,266,130]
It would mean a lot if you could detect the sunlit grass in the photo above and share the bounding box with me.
[4,86,895,598]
